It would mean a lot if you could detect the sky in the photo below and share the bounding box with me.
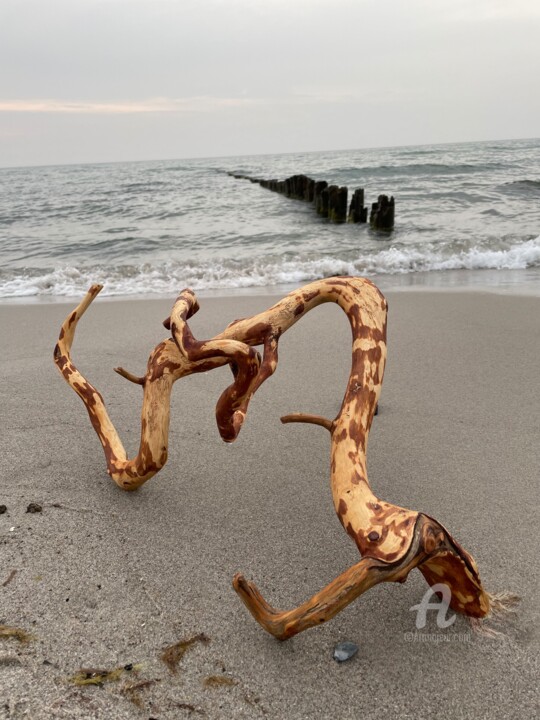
[1,0,539,167]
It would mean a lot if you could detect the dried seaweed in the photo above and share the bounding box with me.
[203,675,238,688]
[160,633,210,674]
[0,625,33,643]
[2,570,17,587]
[121,679,161,708]
[0,655,22,666]
[69,663,143,686]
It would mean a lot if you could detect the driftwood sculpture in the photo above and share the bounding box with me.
[54,277,511,640]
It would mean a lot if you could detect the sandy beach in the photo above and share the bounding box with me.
[1,286,538,719]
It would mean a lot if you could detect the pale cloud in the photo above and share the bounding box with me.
[0,97,264,114]
[0,90,403,115]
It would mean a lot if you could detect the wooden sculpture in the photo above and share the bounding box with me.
[54,277,512,640]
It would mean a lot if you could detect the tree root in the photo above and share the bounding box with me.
[54,277,509,637]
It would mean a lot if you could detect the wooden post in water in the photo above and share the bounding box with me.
[295,175,308,200]
[369,195,395,231]
[328,186,348,223]
[285,178,292,197]
[313,180,328,210]
[317,186,330,217]
[348,188,368,223]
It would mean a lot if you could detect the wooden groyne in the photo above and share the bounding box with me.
[369,195,395,232]
[228,172,394,231]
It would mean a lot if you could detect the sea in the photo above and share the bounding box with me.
[1,137,539,302]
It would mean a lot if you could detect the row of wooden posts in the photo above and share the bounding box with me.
[228,172,395,231]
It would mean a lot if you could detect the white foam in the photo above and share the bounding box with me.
[1,236,539,298]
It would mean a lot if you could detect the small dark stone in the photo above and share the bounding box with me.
[26,503,42,514]
[0,505,7,514]
[333,641,359,662]
[124,663,133,671]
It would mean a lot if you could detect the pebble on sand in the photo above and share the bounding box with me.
[333,641,359,662]
[26,503,43,513]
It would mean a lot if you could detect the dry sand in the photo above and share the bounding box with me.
[1,287,539,719]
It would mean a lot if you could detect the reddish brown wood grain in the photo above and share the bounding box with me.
[54,278,493,638]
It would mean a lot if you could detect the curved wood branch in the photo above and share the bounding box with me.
[54,277,494,634]
[53,285,228,490]
[234,513,490,640]
[169,289,262,442]
[233,515,429,640]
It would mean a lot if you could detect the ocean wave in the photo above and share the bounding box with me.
[103,226,140,234]
[327,162,509,178]
[399,149,440,156]
[2,237,538,298]
[121,180,170,190]
[152,166,200,173]
[503,179,540,192]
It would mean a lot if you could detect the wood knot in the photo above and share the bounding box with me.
[424,535,436,553]
[423,528,443,554]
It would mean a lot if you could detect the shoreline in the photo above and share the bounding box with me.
[1,266,540,306]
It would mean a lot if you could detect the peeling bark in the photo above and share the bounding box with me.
[54,277,494,637]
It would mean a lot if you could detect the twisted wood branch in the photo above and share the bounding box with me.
[53,284,229,490]
[54,277,493,638]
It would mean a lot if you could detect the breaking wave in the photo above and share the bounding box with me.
[2,236,538,298]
